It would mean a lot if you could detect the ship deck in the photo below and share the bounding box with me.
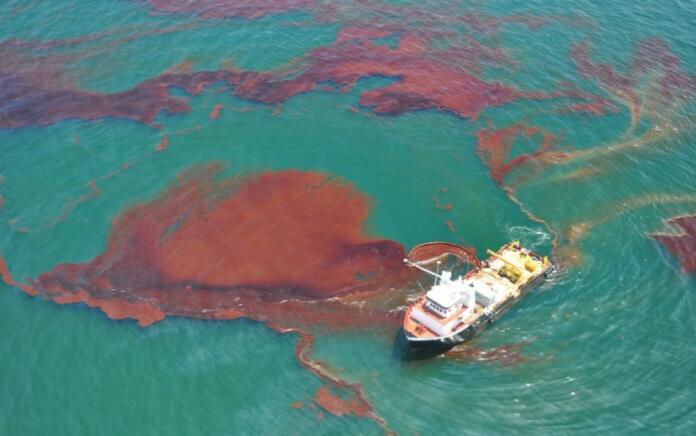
[403,243,549,340]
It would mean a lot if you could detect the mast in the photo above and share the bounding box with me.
[403,258,449,282]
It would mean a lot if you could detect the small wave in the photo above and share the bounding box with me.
[507,225,552,251]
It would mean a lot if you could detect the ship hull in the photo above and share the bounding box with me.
[399,318,485,359]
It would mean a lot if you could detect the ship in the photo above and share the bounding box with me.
[399,241,551,356]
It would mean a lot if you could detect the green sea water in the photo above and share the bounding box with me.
[1,0,696,434]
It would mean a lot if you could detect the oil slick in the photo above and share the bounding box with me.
[21,164,413,323]
[0,16,604,130]
[653,213,696,272]
[2,2,696,432]
[0,164,417,432]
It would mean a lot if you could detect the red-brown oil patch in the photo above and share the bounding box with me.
[0,69,189,129]
[0,22,220,129]
[432,195,453,211]
[209,104,224,120]
[572,38,696,128]
[0,32,256,129]
[1,164,424,431]
[269,323,393,433]
[154,135,169,152]
[1,21,604,129]
[653,213,696,272]
[555,99,619,117]
[445,342,527,366]
[476,123,567,186]
[0,256,37,296]
[21,164,415,325]
[314,385,372,418]
[320,28,520,119]
[290,401,303,410]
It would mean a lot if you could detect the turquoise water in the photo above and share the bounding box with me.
[1,0,696,434]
